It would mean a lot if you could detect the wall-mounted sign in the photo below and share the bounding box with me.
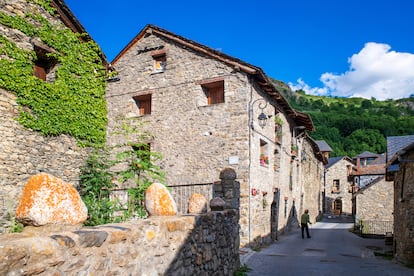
[228,156,239,165]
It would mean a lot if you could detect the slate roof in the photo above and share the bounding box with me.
[386,135,414,163]
[326,156,353,169]
[353,151,379,159]
[315,140,333,152]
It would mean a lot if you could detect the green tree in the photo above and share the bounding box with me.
[344,129,386,157]
[79,148,121,226]
[113,118,165,218]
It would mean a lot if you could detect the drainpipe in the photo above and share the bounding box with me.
[247,84,253,246]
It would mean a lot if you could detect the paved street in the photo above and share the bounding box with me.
[241,216,413,276]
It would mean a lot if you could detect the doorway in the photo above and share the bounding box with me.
[271,189,280,241]
[334,198,342,215]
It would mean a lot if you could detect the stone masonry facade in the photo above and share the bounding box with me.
[0,0,91,232]
[106,25,325,247]
[325,157,354,215]
[0,90,88,233]
[393,149,414,265]
[355,177,393,221]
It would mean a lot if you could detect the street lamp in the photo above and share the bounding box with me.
[251,98,272,129]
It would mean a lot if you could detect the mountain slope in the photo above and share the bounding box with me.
[271,78,414,157]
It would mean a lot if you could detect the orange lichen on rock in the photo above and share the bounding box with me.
[16,173,87,226]
[145,183,177,216]
[188,193,207,214]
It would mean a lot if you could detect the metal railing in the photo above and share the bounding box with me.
[169,183,214,214]
[359,220,393,237]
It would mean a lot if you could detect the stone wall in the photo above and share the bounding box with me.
[106,30,281,248]
[106,25,325,249]
[393,150,414,265]
[355,177,393,222]
[325,157,354,215]
[0,210,240,275]
[300,138,324,222]
[0,89,89,233]
[0,0,92,233]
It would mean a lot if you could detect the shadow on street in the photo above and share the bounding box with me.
[241,215,413,276]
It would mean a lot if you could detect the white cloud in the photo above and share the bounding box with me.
[289,42,414,100]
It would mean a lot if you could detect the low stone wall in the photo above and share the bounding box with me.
[0,210,240,275]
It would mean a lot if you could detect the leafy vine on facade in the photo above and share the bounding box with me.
[0,0,107,145]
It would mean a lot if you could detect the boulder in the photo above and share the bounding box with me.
[145,183,177,216]
[16,173,87,226]
[188,193,207,214]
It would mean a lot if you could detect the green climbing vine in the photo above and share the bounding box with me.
[0,0,107,145]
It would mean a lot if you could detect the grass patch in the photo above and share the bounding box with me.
[234,264,251,276]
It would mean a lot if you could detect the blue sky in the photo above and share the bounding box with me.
[65,0,414,100]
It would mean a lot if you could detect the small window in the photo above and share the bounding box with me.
[133,94,152,115]
[34,54,56,81]
[154,55,166,72]
[333,179,340,192]
[202,80,224,105]
[132,143,151,163]
[32,40,57,82]
[151,50,166,73]
[260,139,269,167]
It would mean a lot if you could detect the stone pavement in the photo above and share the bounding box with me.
[240,215,413,275]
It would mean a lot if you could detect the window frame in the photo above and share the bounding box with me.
[133,94,152,116]
[151,49,167,73]
[260,139,269,167]
[201,79,225,105]
[333,179,340,193]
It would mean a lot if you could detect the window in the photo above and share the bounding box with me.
[260,139,269,167]
[333,179,340,193]
[133,94,152,115]
[151,50,166,73]
[201,80,224,105]
[361,157,376,167]
[32,39,56,81]
[34,52,57,81]
[132,143,151,163]
[154,55,166,72]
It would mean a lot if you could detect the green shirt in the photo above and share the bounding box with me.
[301,213,310,224]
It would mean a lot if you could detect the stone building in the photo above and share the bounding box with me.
[324,156,354,216]
[351,151,393,235]
[106,24,326,247]
[0,0,105,232]
[386,135,414,265]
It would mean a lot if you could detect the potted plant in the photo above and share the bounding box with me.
[260,154,269,166]
[291,144,297,157]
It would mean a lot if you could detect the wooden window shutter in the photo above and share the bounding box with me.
[202,79,224,105]
[34,63,47,81]
[133,94,152,115]
[140,98,151,115]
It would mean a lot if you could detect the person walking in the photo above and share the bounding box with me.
[300,209,312,239]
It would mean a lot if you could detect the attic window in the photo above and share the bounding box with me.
[201,79,224,105]
[133,94,152,115]
[151,50,166,73]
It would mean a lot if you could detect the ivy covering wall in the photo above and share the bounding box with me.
[0,0,107,145]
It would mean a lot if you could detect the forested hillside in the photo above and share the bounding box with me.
[271,79,414,158]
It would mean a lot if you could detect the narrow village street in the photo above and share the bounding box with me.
[241,215,413,276]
